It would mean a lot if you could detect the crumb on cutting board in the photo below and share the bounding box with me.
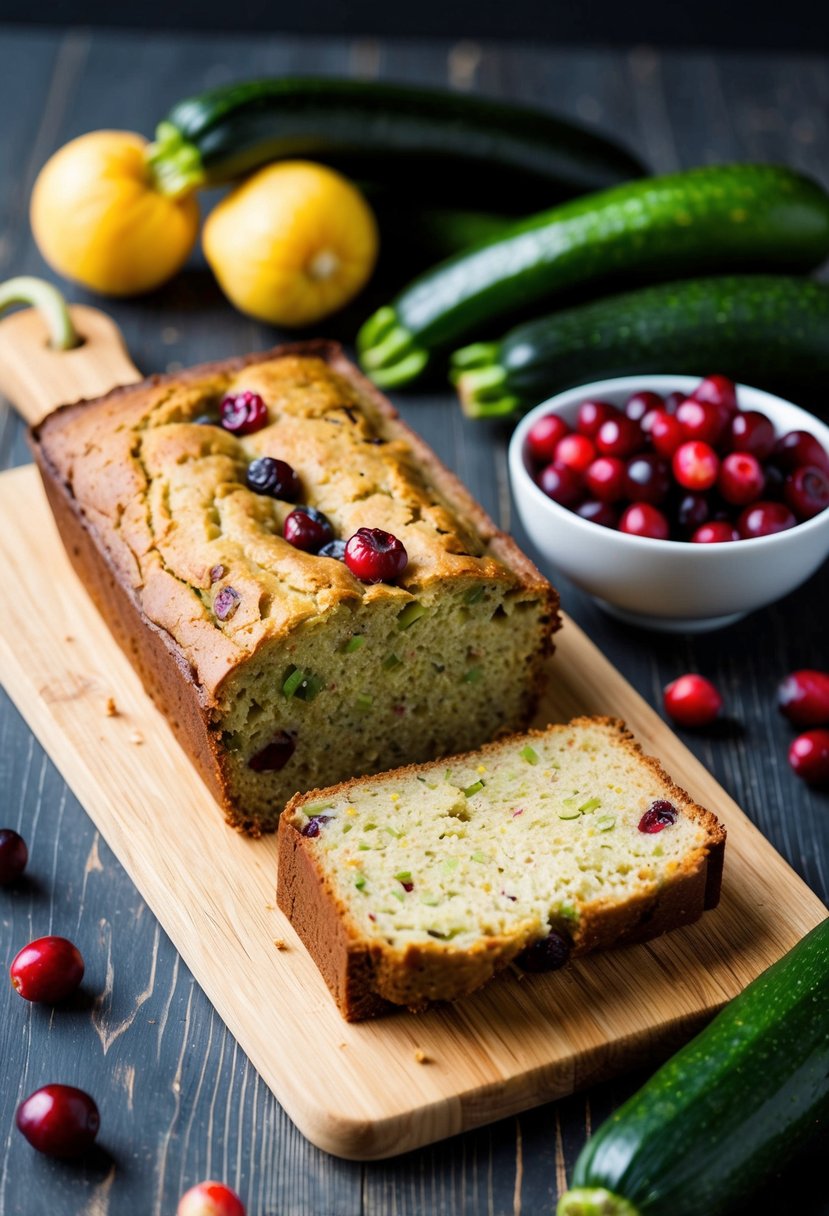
[105,697,119,717]
[129,730,144,745]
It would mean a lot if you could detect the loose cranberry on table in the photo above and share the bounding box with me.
[0,828,28,885]
[554,432,595,474]
[788,729,829,786]
[177,1181,247,1216]
[785,465,829,521]
[10,936,84,1004]
[737,501,797,539]
[344,528,408,584]
[619,503,669,540]
[778,670,829,727]
[525,413,569,463]
[245,457,301,501]
[538,462,583,508]
[663,674,723,728]
[283,506,334,553]
[219,390,268,435]
[16,1084,99,1158]
[515,929,571,972]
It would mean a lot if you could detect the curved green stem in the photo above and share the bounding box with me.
[455,366,520,419]
[145,121,206,198]
[356,306,430,387]
[0,276,79,350]
[557,1187,641,1216]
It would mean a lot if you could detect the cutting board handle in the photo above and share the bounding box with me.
[0,303,140,427]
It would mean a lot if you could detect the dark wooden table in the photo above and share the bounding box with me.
[1,26,827,1216]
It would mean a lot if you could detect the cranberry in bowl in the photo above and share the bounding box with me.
[508,375,829,632]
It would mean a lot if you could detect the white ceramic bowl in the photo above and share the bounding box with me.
[509,375,829,632]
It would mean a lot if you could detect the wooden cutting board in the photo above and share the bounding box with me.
[0,304,824,1161]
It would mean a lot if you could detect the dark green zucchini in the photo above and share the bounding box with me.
[452,275,829,417]
[557,917,829,1216]
[357,164,829,388]
[147,77,646,210]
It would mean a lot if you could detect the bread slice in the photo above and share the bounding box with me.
[277,717,726,1020]
[31,342,557,834]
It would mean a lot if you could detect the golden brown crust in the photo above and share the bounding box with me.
[31,341,558,833]
[277,717,726,1020]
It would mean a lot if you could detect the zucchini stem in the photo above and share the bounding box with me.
[0,276,79,350]
[357,306,429,387]
[455,366,520,419]
[557,1188,641,1216]
[145,122,206,199]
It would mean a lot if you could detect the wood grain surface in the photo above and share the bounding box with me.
[1,24,828,1216]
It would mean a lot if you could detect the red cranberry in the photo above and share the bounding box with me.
[639,406,663,440]
[650,411,685,457]
[673,441,719,492]
[344,527,408,584]
[301,814,333,838]
[10,936,84,1004]
[676,492,711,534]
[576,399,620,438]
[619,502,669,540]
[178,1182,246,1216]
[538,463,583,508]
[555,432,596,474]
[788,729,829,786]
[778,670,829,727]
[625,390,664,423]
[248,732,296,772]
[785,465,829,521]
[515,929,571,972]
[638,800,678,833]
[762,463,787,500]
[283,506,334,553]
[738,501,797,539]
[730,410,776,460]
[596,416,643,459]
[624,454,670,505]
[318,538,346,560]
[676,398,726,447]
[664,391,685,413]
[0,829,28,885]
[718,452,765,506]
[691,521,740,543]
[214,586,240,621]
[220,391,268,435]
[664,674,722,728]
[774,431,829,474]
[245,457,301,501]
[585,456,626,502]
[16,1085,99,1158]
[692,374,738,417]
[525,414,570,464]
[576,500,618,528]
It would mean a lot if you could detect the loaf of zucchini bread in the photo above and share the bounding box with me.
[31,342,558,834]
[277,717,726,1019]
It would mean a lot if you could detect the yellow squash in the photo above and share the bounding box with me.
[31,131,199,296]
[203,161,379,327]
